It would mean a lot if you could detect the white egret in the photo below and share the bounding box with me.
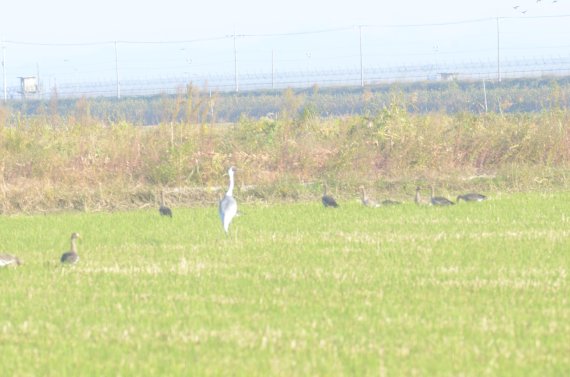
[219,167,238,234]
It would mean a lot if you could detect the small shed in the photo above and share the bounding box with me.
[18,76,38,98]
[438,72,458,81]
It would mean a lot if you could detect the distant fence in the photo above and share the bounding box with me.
[4,57,569,100]
[3,14,570,99]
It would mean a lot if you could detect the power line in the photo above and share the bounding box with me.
[4,14,570,46]
[3,36,230,47]
[364,17,496,28]
[499,13,570,20]
[240,26,355,38]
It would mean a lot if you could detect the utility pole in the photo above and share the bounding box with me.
[114,41,121,99]
[271,50,275,90]
[36,62,41,99]
[233,30,239,92]
[359,25,364,88]
[483,80,488,113]
[496,17,501,83]
[2,38,6,102]
[209,89,214,122]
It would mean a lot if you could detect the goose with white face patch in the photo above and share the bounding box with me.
[60,233,81,264]
[159,190,172,218]
[430,186,454,206]
[322,182,339,208]
[359,186,379,208]
[0,254,21,267]
[381,198,401,206]
[415,186,422,205]
[457,193,487,202]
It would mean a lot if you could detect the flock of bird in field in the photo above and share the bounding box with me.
[0,166,486,268]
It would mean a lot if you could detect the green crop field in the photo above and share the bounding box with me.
[1,192,569,376]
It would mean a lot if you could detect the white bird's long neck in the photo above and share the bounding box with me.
[71,239,77,253]
[226,172,235,197]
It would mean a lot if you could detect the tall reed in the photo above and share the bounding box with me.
[1,101,569,213]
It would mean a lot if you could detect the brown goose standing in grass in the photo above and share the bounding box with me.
[415,186,422,205]
[159,190,172,218]
[381,199,401,206]
[430,186,454,206]
[361,186,401,206]
[60,233,80,264]
[322,183,339,208]
[0,254,22,267]
[359,186,379,208]
[457,193,487,202]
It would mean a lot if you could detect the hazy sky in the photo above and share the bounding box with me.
[2,0,570,91]
[1,0,567,41]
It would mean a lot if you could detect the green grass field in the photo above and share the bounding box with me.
[1,192,569,376]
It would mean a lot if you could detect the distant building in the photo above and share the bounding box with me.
[18,76,38,98]
[438,72,458,81]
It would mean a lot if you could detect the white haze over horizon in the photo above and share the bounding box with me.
[1,0,570,92]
